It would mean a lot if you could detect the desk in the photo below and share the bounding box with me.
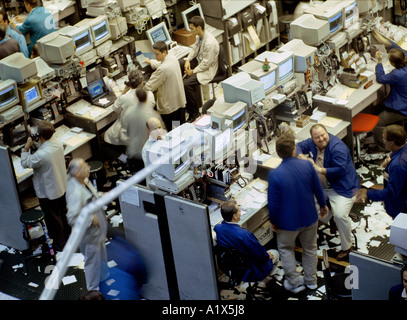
[12,125,95,185]
[313,80,385,155]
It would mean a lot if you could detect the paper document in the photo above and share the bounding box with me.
[319,116,342,128]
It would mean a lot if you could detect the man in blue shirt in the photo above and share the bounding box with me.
[214,200,279,285]
[373,49,407,150]
[356,125,407,219]
[12,0,56,57]
[296,124,360,261]
[268,135,328,293]
[0,9,29,58]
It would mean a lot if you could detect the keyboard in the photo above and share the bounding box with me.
[168,45,192,60]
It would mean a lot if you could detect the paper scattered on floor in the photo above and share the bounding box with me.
[62,275,77,286]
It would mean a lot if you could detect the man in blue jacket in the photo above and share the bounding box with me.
[356,125,407,219]
[12,0,56,57]
[268,135,329,294]
[296,124,360,261]
[214,200,279,285]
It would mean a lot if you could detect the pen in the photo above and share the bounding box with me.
[309,151,313,158]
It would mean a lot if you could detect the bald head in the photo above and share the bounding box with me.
[146,117,161,131]
[67,158,89,183]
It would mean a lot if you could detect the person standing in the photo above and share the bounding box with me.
[356,125,407,219]
[21,120,70,251]
[144,40,186,131]
[66,158,109,293]
[296,124,360,261]
[268,136,329,293]
[180,16,219,122]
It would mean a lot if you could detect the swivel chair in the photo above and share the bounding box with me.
[216,246,266,300]
[322,249,352,300]
[352,113,379,164]
[209,45,229,98]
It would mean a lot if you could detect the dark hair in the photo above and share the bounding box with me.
[0,9,9,23]
[136,88,147,103]
[126,68,144,89]
[37,120,55,140]
[276,136,295,159]
[152,40,167,53]
[388,48,407,69]
[0,25,5,41]
[79,290,105,300]
[220,200,238,222]
[24,0,39,8]
[384,124,407,146]
[189,16,205,30]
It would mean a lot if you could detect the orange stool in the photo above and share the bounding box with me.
[352,113,380,163]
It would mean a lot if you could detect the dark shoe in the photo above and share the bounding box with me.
[336,247,352,261]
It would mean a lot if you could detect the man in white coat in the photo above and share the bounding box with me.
[21,120,70,251]
[181,15,219,122]
[144,41,186,131]
[66,158,109,292]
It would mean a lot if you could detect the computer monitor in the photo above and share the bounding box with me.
[305,2,344,37]
[145,138,191,182]
[390,213,407,256]
[76,15,111,47]
[0,80,19,113]
[290,13,330,46]
[278,39,317,73]
[58,25,94,56]
[0,52,38,84]
[255,51,295,86]
[328,0,358,29]
[36,31,75,64]
[18,80,43,111]
[238,59,278,95]
[204,127,233,162]
[181,3,205,31]
[146,21,172,48]
[222,72,265,107]
[208,100,248,133]
[116,0,140,12]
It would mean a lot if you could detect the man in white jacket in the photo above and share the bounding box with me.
[181,16,219,122]
[21,120,70,251]
[66,158,109,292]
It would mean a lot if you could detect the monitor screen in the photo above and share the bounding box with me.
[260,70,276,92]
[329,11,342,34]
[74,30,92,52]
[150,25,170,44]
[344,1,358,27]
[215,129,231,155]
[232,107,246,132]
[88,79,105,98]
[25,86,39,104]
[93,20,109,42]
[182,3,204,31]
[0,84,17,109]
[279,58,294,82]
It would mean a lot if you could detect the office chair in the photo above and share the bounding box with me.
[216,246,266,300]
[208,45,230,99]
[322,249,352,300]
[352,113,379,164]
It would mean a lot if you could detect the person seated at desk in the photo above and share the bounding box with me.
[356,125,407,219]
[103,68,156,160]
[0,9,29,58]
[373,49,407,151]
[144,41,186,131]
[141,116,166,186]
[21,120,71,251]
[389,264,407,300]
[214,200,279,284]
[180,16,219,122]
[12,0,57,58]
[0,25,20,60]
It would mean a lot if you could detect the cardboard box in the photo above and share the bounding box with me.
[173,29,196,46]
